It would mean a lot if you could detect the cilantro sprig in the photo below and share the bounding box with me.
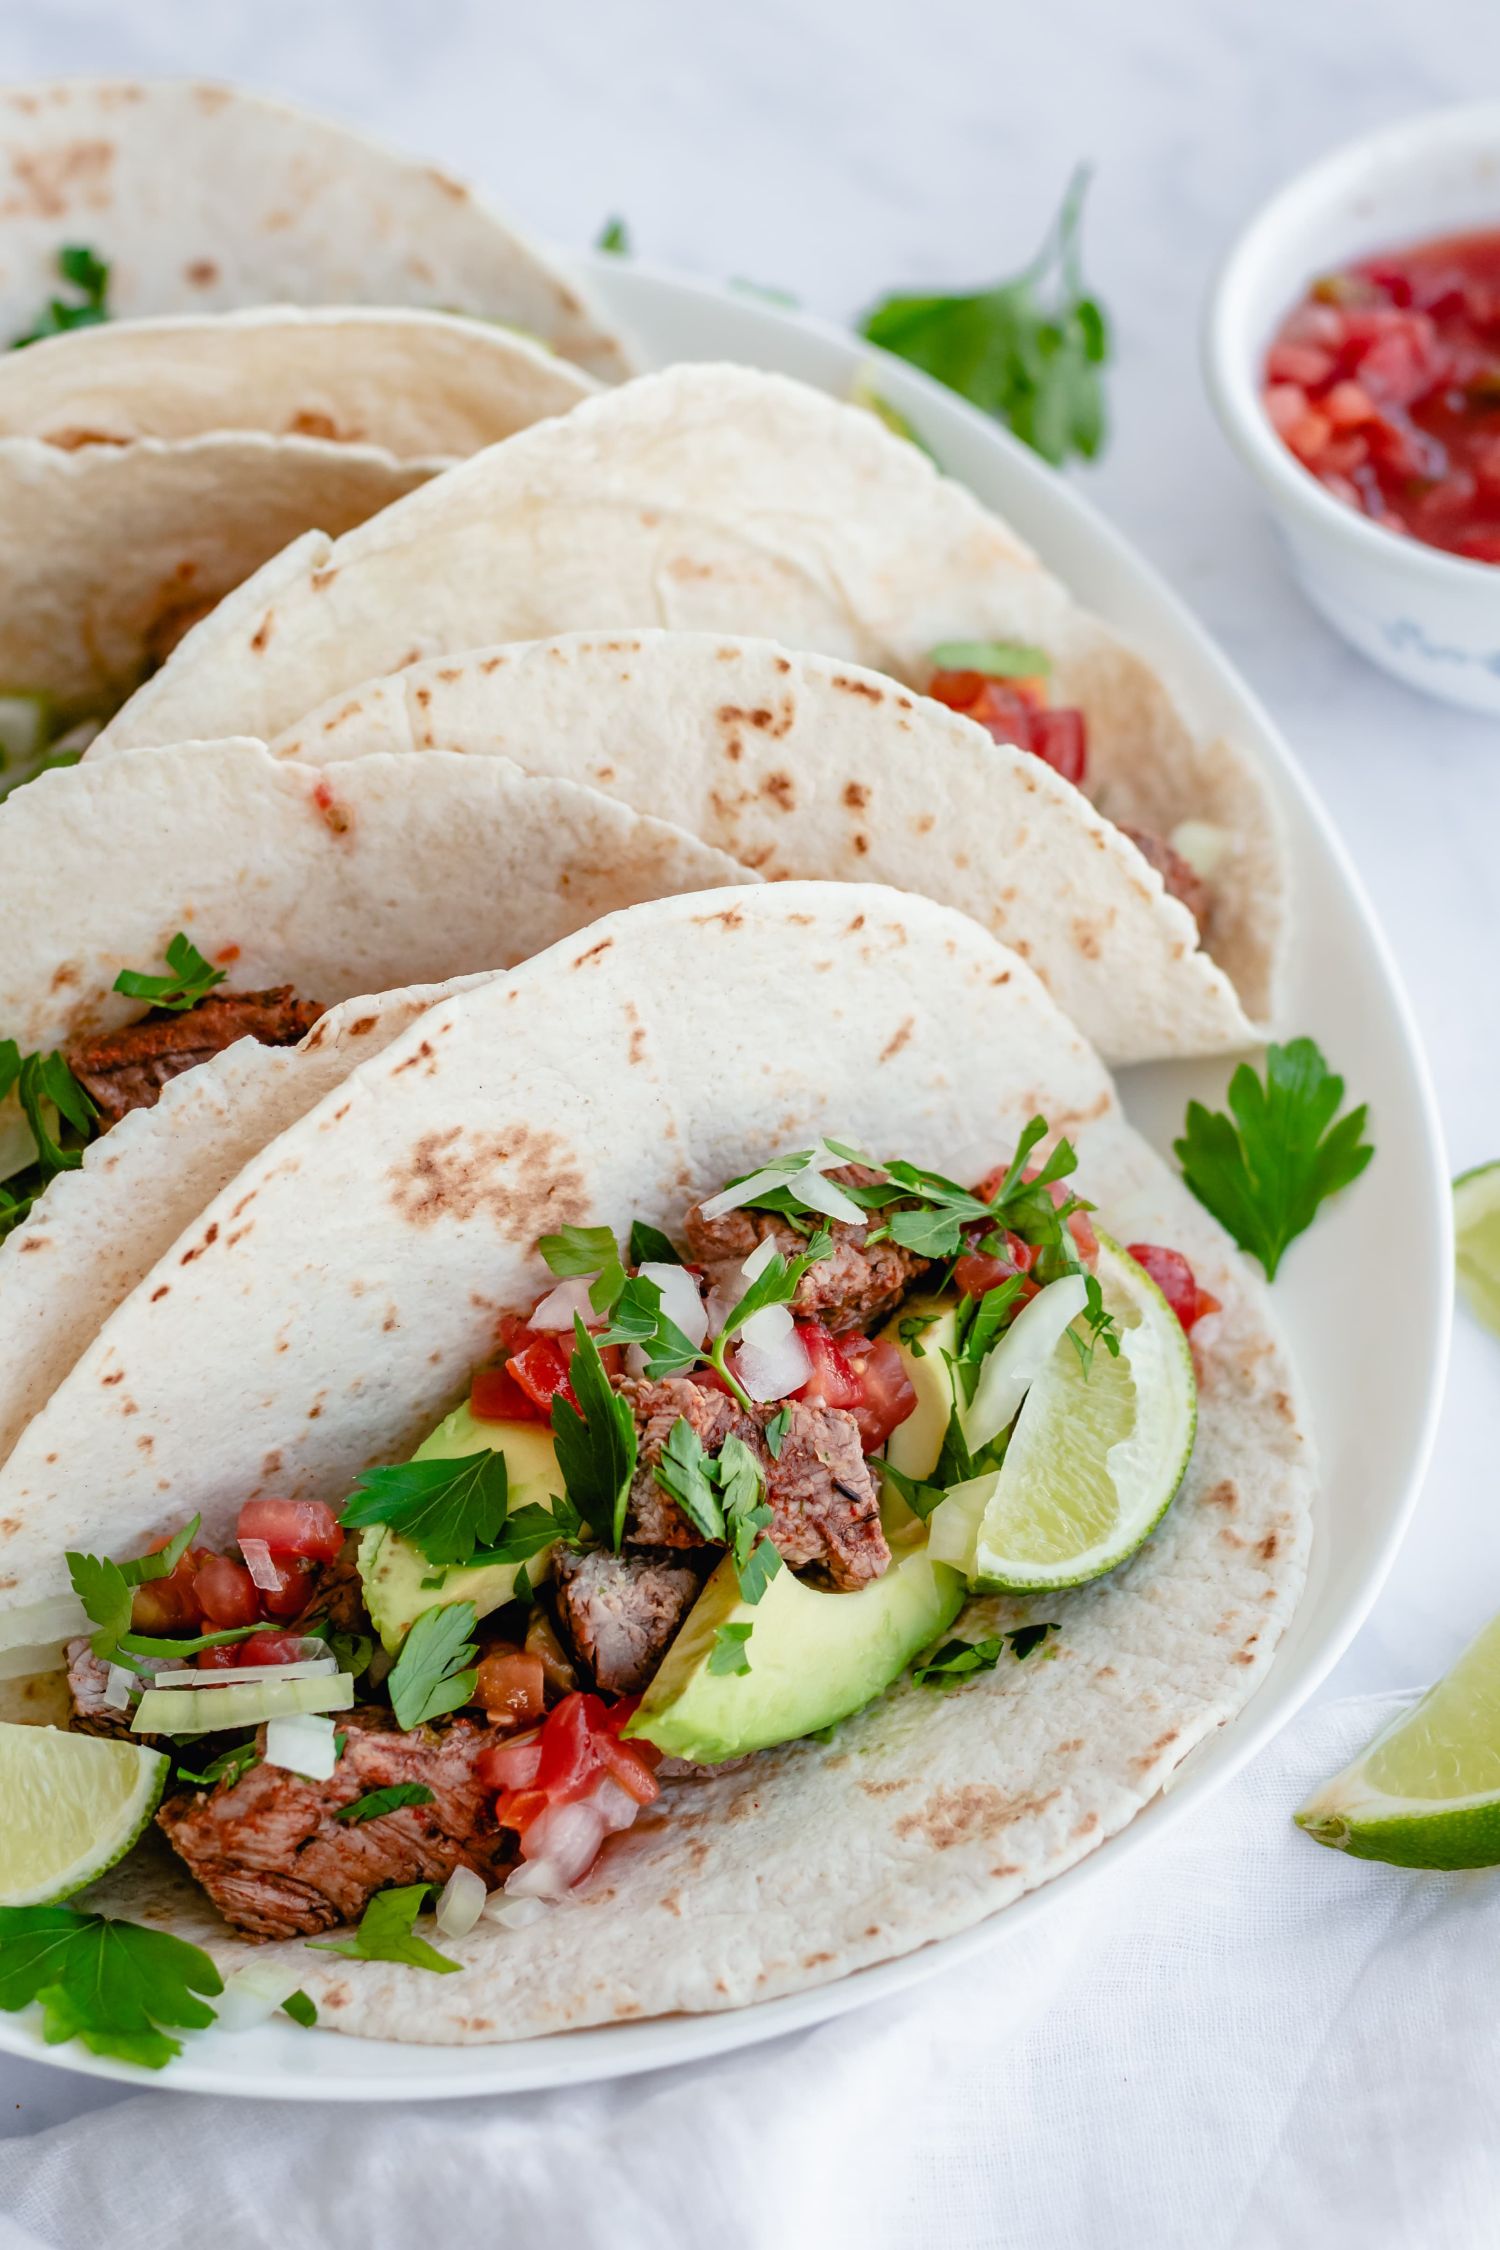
[654,1422,782,1603]
[11,245,112,349]
[859,168,1109,467]
[0,1904,221,2069]
[708,1622,754,1676]
[65,1515,201,1661]
[0,1041,98,1238]
[336,1782,435,1825]
[340,1451,512,1567]
[1174,1039,1374,1281]
[551,1320,638,1550]
[912,1620,1059,1688]
[307,1883,460,1974]
[112,931,226,1013]
[388,1601,478,1730]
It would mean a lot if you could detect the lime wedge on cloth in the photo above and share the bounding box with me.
[1297,1612,1500,1868]
[0,1722,167,1905]
[933,1234,1197,1593]
[1454,1162,1500,1336]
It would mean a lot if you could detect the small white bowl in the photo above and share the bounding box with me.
[1205,104,1500,713]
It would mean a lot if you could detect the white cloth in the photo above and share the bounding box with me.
[2,1692,1497,2250]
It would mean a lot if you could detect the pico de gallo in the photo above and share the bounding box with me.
[1264,228,1500,562]
[38,1126,1213,1960]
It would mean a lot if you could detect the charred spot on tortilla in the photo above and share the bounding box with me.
[389,1121,586,1238]
[16,1236,47,1255]
[761,772,795,810]
[392,1040,436,1076]
[842,781,870,811]
[310,780,351,836]
[832,675,883,704]
[878,1018,914,1064]
[249,611,275,654]
[572,937,613,968]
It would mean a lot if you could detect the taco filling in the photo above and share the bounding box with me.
[50,1123,1215,1946]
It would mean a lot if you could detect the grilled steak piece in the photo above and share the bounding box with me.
[620,1376,890,1591]
[554,1546,703,1693]
[68,987,323,1125]
[681,1164,928,1335]
[65,1637,131,1740]
[156,1706,512,1941]
[1118,825,1211,931]
[289,1541,368,1637]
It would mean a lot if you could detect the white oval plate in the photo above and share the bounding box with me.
[0,258,1450,2101]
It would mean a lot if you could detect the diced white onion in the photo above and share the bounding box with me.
[0,1592,90,1654]
[926,1471,1003,1575]
[513,1797,608,1890]
[239,1537,280,1592]
[263,1711,339,1780]
[434,1864,488,1940]
[734,1323,811,1403]
[1168,820,1231,881]
[593,1777,643,1834]
[740,1301,794,1351]
[216,1964,307,2033]
[697,1166,788,1222]
[638,1261,709,1348]
[960,1274,1089,1454]
[740,1236,779,1284]
[103,1663,136,1711]
[530,1277,598,1331]
[485,1891,551,1930]
[152,1656,336,1690]
[789,1167,865,1226]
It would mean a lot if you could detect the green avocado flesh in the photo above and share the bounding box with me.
[882,1299,959,1484]
[624,1534,965,1763]
[358,1402,562,1653]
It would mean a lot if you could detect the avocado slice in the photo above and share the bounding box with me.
[882,1296,960,1483]
[624,1533,965,1762]
[359,1401,563,1653]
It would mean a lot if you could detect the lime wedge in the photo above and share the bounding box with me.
[0,1722,168,1905]
[1454,1162,1500,1336]
[1296,1613,1500,1868]
[963,1234,1197,1593]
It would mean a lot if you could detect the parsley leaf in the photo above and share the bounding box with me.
[115,1623,265,1665]
[538,1222,625,1315]
[720,1436,782,1604]
[0,1905,221,2069]
[912,1620,1058,1688]
[340,1451,511,1567]
[654,1417,726,1541]
[460,1495,581,1574]
[875,1457,945,1522]
[11,245,112,349]
[708,1622,754,1676]
[67,1514,203,1660]
[629,1219,681,1266]
[596,215,630,255]
[551,1319,637,1550]
[388,1602,478,1730]
[596,1274,700,1377]
[1173,1038,1374,1281]
[175,1739,260,1789]
[306,1884,460,1974]
[282,1989,318,2028]
[859,168,1109,467]
[764,1405,791,1459]
[112,931,226,1013]
[0,1043,97,1200]
[336,1782,436,1825]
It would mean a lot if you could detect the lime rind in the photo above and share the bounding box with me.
[0,1722,169,1906]
[969,1234,1198,1595]
[1453,1161,1500,1337]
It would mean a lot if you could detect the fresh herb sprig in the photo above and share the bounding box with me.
[113,931,226,1013]
[336,1782,435,1825]
[66,1515,201,1661]
[0,1041,97,1238]
[912,1620,1059,1688]
[307,1883,460,1974]
[708,1622,754,1676]
[0,1904,220,2069]
[176,1739,260,1789]
[388,1601,478,1730]
[340,1451,512,1567]
[655,1423,782,1603]
[1174,1039,1373,1281]
[11,245,112,349]
[859,169,1109,467]
[551,1321,638,1551]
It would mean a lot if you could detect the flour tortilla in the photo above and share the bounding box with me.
[0,432,433,722]
[0,741,749,1467]
[0,79,632,380]
[275,628,1259,1063]
[0,883,1312,2042]
[0,307,594,456]
[92,364,1286,1026]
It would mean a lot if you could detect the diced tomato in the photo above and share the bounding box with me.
[594,1731,661,1806]
[474,1735,543,1794]
[128,1538,205,1634]
[927,669,1089,787]
[474,1649,548,1729]
[487,1690,656,1837]
[236,1630,313,1667]
[193,1554,261,1630]
[953,1241,1039,1302]
[1126,1243,1221,1334]
[236,1497,343,1563]
[968,1165,1099,1264]
[838,1334,916,1450]
[196,1643,242,1671]
[794,1321,861,1412]
[1026,707,1088,785]
[255,1553,316,1621]
[505,1334,579,1417]
[469,1359,540,1423]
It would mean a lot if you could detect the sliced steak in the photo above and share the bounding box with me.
[65,1637,131,1740]
[681,1164,928,1335]
[156,1705,512,1942]
[68,987,323,1126]
[554,1546,703,1694]
[289,1541,368,1638]
[620,1376,890,1591]
[1118,825,1211,931]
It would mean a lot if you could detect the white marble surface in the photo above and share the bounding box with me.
[2,0,1499,2158]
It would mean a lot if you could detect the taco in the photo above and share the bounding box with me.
[91,364,1287,1033]
[276,627,1258,1064]
[0,884,1311,2048]
[0,79,632,379]
[0,741,750,1474]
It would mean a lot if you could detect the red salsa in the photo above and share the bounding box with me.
[1263,228,1500,563]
